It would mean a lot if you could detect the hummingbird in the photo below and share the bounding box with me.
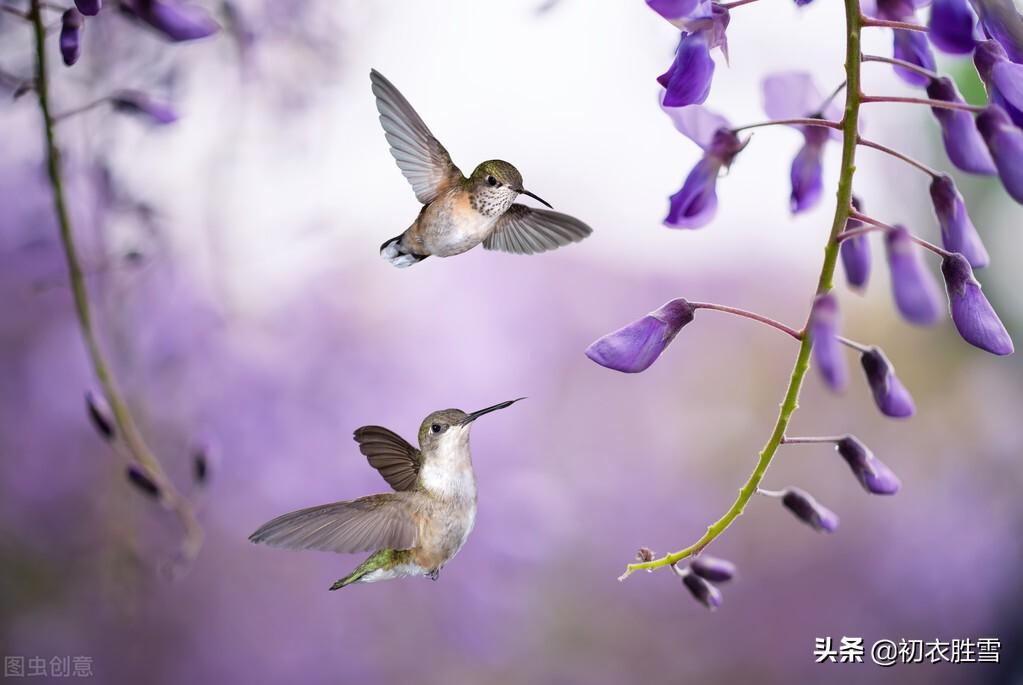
[370,69,593,268]
[248,399,522,590]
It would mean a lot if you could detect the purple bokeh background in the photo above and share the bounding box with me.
[2,1,1023,683]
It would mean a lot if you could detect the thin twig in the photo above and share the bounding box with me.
[689,302,803,340]
[861,53,940,81]
[860,94,985,113]
[857,135,940,177]
[860,16,928,32]
[732,118,842,134]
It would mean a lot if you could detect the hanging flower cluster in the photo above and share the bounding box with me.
[606,0,1019,607]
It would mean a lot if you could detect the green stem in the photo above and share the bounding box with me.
[29,0,203,570]
[620,0,862,581]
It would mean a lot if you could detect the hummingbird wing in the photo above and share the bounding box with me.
[353,425,422,492]
[370,69,463,204]
[483,204,593,255]
[248,494,419,553]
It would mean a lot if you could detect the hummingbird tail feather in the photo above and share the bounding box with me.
[329,549,401,590]
[380,234,428,269]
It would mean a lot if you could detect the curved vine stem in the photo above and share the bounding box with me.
[29,0,203,574]
[620,0,862,580]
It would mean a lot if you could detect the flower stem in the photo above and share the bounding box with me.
[837,335,871,353]
[861,53,940,81]
[860,94,985,113]
[721,0,760,8]
[689,302,803,340]
[848,210,952,257]
[781,435,843,444]
[860,16,927,32]
[29,0,203,573]
[732,118,842,134]
[857,136,940,177]
[620,0,863,581]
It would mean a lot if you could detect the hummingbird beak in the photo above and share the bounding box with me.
[515,188,553,209]
[461,398,525,425]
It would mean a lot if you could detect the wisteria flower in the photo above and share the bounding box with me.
[654,2,730,107]
[110,90,179,125]
[585,298,695,373]
[810,293,847,391]
[976,105,1023,203]
[60,9,84,67]
[780,487,839,533]
[680,569,723,609]
[929,175,989,268]
[762,72,841,213]
[689,556,736,582]
[974,40,1023,128]
[941,253,1015,355]
[840,198,871,291]
[970,0,1023,62]
[835,435,901,495]
[884,225,943,325]
[859,346,915,418]
[892,30,937,87]
[928,0,977,54]
[925,77,996,175]
[120,0,220,42]
[862,0,928,20]
[660,106,747,228]
[74,0,101,16]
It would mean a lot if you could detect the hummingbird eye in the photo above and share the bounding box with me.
[486,175,498,187]
[431,423,443,434]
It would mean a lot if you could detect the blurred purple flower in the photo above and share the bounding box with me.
[647,0,702,21]
[810,293,847,392]
[892,30,937,86]
[976,105,1023,203]
[85,391,115,442]
[974,40,1023,128]
[928,0,977,53]
[660,106,747,228]
[862,0,927,19]
[925,77,996,175]
[971,0,1023,62]
[929,175,989,268]
[884,226,943,325]
[681,570,723,610]
[840,198,871,291]
[120,0,220,42]
[781,487,839,533]
[941,253,1015,355]
[835,435,901,495]
[654,2,729,106]
[126,465,160,499]
[60,9,84,67]
[789,128,829,213]
[110,90,179,124]
[689,556,736,582]
[74,0,101,16]
[859,346,916,418]
[585,298,695,373]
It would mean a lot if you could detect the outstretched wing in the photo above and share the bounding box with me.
[370,69,463,204]
[248,494,418,553]
[483,204,592,255]
[353,425,422,492]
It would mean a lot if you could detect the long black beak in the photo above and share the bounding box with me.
[461,398,525,425]
[514,188,553,209]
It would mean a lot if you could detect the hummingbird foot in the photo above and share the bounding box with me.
[426,568,440,581]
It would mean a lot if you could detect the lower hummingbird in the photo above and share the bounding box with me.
[249,399,522,589]
[370,69,593,268]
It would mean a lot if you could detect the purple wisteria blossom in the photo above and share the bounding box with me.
[976,105,1023,203]
[780,487,839,533]
[74,0,101,16]
[840,198,871,291]
[680,569,723,610]
[941,254,1015,355]
[120,0,220,42]
[689,556,736,582]
[970,0,1023,62]
[653,2,730,107]
[110,90,179,124]
[974,40,1023,128]
[928,0,977,54]
[859,346,916,418]
[893,30,937,87]
[126,465,160,499]
[925,77,996,175]
[835,435,901,495]
[60,9,84,67]
[660,105,747,228]
[85,391,115,441]
[929,175,989,268]
[810,293,847,392]
[762,72,841,213]
[884,225,943,325]
[585,298,695,373]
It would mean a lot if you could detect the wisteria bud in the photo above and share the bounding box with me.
[689,556,736,583]
[809,292,847,392]
[585,298,695,373]
[884,226,943,325]
[781,487,839,533]
[835,435,901,495]
[940,253,1014,356]
[126,465,160,499]
[85,391,115,441]
[859,346,915,418]
[60,10,84,67]
[681,569,723,610]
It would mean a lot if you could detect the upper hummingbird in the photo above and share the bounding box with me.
[249,399,522,589]
[370,69,593,268]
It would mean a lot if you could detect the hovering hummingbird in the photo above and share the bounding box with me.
[370,69,593,268]
[249,399,522,589]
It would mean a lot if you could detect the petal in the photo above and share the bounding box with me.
[664,157,721,229]
[929,175,990,268]
[660,103,732,150]
[926,77,997,175]
[681,572,723,610]
[928,0,977,54]
[122,0,220,42]
[689,556,736,582]
[762,71,825,120]
[941,254,1015,355]
[781,488,839,533]
[110,90,179,125]
[647,0,702,20]
[658,31,715,107]
[977,105,1023,203]
[810,293,847,391]
[585,299,696,373]
[892,29,937,87]
[789,141,825,213]
[835,436,901,495]
[60,9,83,67]
[991,59,1023,114]
[971,0,1023,63]
[884,226,944,325]
[74,0,101,16]
[860,346,916,418]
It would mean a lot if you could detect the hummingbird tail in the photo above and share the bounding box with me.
[329,549,402,590]
[380,234,428,269]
